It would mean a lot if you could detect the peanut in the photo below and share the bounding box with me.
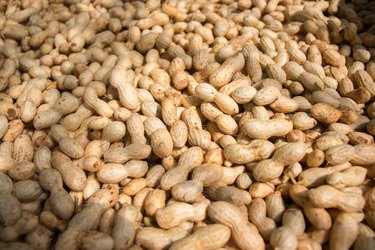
[103,144,152,164]
[309,185,366,212]
[242,118,293,139]
[155,198,209,229]
[49,125,84,159]
[290,185,332,231]
[248,198,277,241]
[160,147,204,190]
[34,92,79,129]
[172,163,222,203]
[330,213,359,250]
[110,66,140,111]
[224,140,274,164]
[0,191,22,227]
[207,185,252,206]
[208,201,265,250]
[252,142,306,182]
[297,162,351,188]
[112,205,139,250]
[327,166,367,189]
[97,160,148,184]
[353,223,375,250]
[209,53,245,88]
[270,207,305,250]
[78,231,114,250]
[39,168,74,220]
[51,151,87,191]
[83,86,114,117]
[135,227,188,249]
[169,224,231,250]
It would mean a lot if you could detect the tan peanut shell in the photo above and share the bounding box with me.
[208,201,265,250]
[136,227,188,249]
[243,118,293,139]
[169,224,231,250]
[224,140,275,164]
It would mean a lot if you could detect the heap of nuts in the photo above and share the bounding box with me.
[1,0,375,249]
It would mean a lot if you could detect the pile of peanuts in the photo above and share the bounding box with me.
[1,0,375,249]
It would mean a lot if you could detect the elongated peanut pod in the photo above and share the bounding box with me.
[208,201,265,250]
[309,185,365,212]
[160,147,204,190]
[327,166,367,189]
[103,144,152,164]
[209,53,245,87]
[39,168,74,220]
[0,192,23,226]
[83,87,114,117]
[243,118,293,139]
[112,205,138,250]
[330,213,359,250]
[155,199,209,229]
[150,128,173,158]
[51,152,87,191]
[110,66,140,110]
[169,224,231,250]
[97,160,148,184]
[136,227,188,249]
[78,231,114,250]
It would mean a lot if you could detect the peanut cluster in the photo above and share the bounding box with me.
[0,0,375,249]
